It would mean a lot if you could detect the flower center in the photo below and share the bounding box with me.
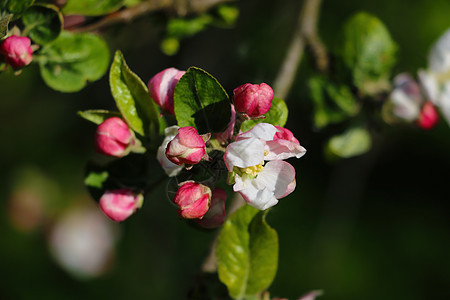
[237,161,264,177]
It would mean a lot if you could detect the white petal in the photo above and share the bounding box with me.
[265,139,306,160]
[256,160,296,199]
[389,88,421,121]
[157,126,183,176]
[418,70,440,105]
[429,29,450,74]
[439,82,450,125]
[236,123,277,141]
[224,138,265,171]
[236,183,278,210]
[164,125,180,137]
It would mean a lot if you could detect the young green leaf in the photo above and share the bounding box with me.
[109,50,162,143]
[240,97,288,132]
[63,0,123,16]
[174,67,231,134]
[0,13,12,39]
[326,126,372,159]
[78,109,122,125]
[39,31,110,92]
[6,0,34,18]
[337,12,397,96]
[309,76,359,129]
[22,4,63,45]
[216,205,278,299]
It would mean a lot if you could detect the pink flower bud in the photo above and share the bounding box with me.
[99,189,143,222]
[148,67,185,114]
[273,126,300,145]
[173,181,211,219]
[233,83,274,117]
[95,117,134,157]
[418,101,439,130]
[165,126,208,165]
[0,35,33,68]
[195,188,227,228]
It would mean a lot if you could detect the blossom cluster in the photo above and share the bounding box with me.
[387,28,450,129]
[91,67,306,225]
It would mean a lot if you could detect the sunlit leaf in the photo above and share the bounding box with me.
[216,205,278,299]
[174,67,231,134]
[39,31,110,92]
[326,126,372,158]
[78,109,122,125]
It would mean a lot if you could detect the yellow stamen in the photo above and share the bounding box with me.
[238,161,264,177]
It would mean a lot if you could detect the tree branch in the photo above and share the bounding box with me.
[273,0,328,99]
[68,0,234,33]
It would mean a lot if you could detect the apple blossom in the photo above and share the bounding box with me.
[389,73,422,121]
[165,126,209,165]
[99,189,143,222]
[0,35,33,68]
[233,83,274,117]
[173,181,211,219]
[94,117,135,157]
[194,188,227,228]
[148,67,185,114]
[224,123,306,210]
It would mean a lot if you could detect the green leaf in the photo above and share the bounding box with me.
[85,170,109,189]
[174,67,231,134]
[240,97,288,132]
[0,13,12,39]
[22,4,62,45]
[326,126,372,159]
[309,76,359,129]
[109,50,162,142]
[39,31,110,92]
[216,205,279,299]
[167,15,213,39]
[78,109,122,125]
[6,0,34,17]
[63,0,123,16]
[337,12,397,96]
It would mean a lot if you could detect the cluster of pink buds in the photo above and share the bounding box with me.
[147,66,305,220]
[0,35,33,69]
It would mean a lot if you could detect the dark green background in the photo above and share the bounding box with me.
[1,0,449,299]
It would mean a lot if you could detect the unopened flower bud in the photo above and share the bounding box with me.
[165,126,209,165]
[99,189,143,222]
[195,188,227,228]
[233,83,274,117]
[173,181,211,219]
[418,101,439,130]
[148,67,185,114]
[95,117,134,157]
[0,35,33,68]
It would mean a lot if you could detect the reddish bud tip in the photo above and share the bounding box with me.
[148,67,185,114]
[173,181,211,219]
[99,189,143,222]
[0,35,33,68]
[418,101,439,130]
[165,126,207,165]
[94,117,134,157]
[233,83,274,117]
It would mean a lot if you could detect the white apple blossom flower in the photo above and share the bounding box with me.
[224,123,306,210]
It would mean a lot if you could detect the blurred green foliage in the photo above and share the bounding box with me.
[1,0,450,299]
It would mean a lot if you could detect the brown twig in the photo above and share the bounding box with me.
[69,0,234,33]
[273,0,328,99]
